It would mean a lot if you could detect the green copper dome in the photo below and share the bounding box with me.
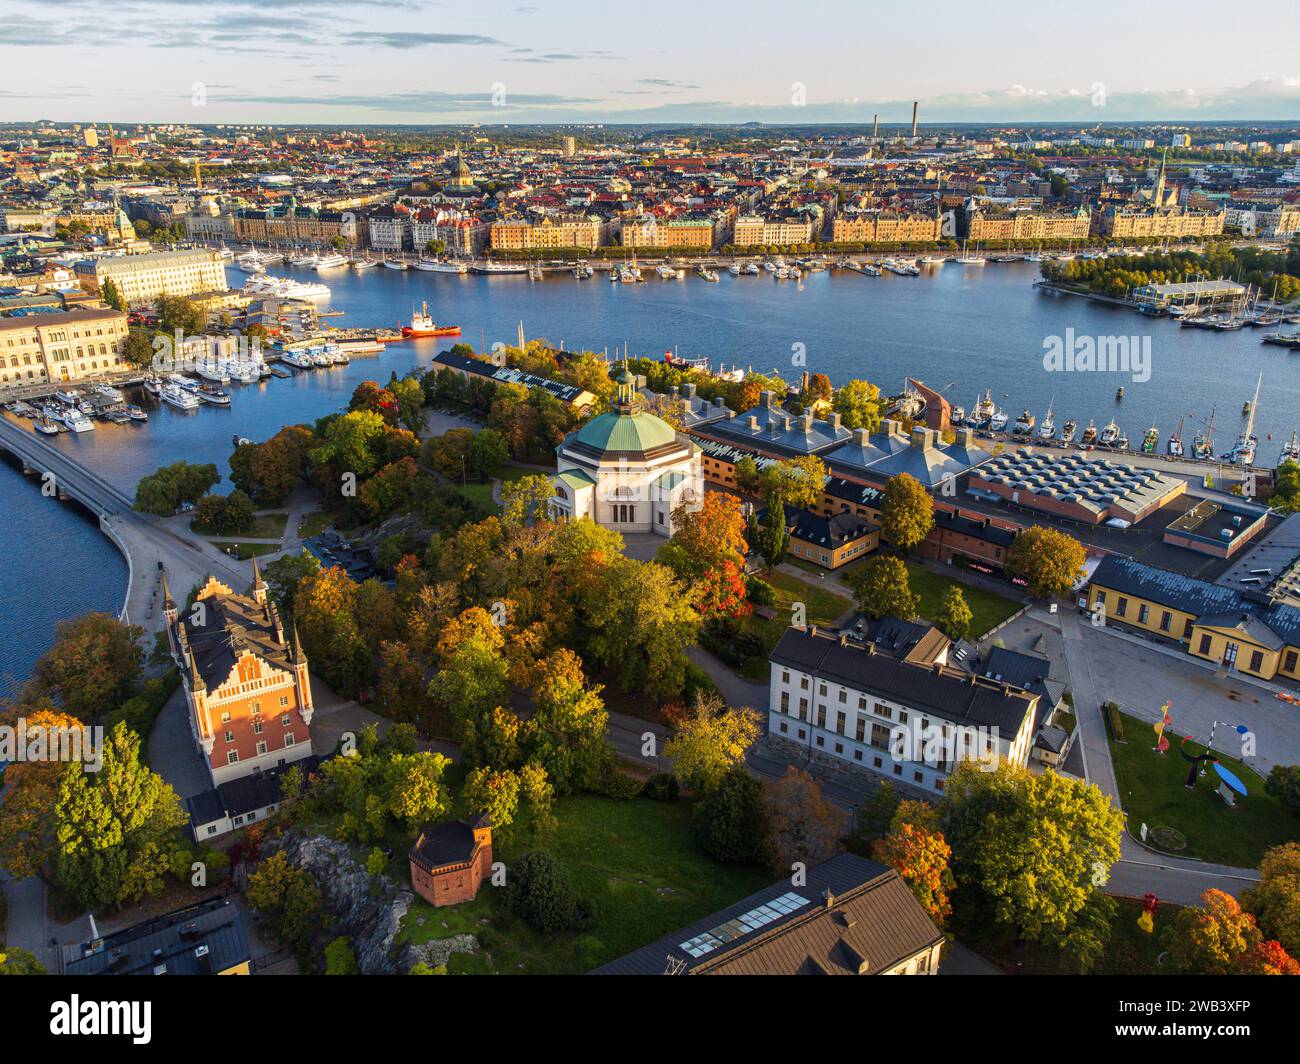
[574,410,679,454]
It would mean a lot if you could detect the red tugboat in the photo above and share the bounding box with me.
[402,302,462,339]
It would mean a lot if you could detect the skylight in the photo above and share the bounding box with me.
[677,892,810,958]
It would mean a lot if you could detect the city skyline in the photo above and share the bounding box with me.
[2,0,1298,125]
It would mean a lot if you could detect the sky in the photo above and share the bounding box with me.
[2,0,1298,126]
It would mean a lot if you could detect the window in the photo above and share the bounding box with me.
[221,711,231,724]
[914,771,923,783]
[227,751,239,765]
[206,825,217,836]
[781,670,790,684]
[1160,611,1172,633]
[284,733,296,746]
[1249,650,1264,673]
[281,714,291,726]
[1285,650,1298,673]
[778,722,788,734]
[780,691,790,712]
[1184,619,1194,639]
[874,702,892,720]
[224,730,234,743]
[834,742,843,754]
[256,741,268,755]
[1198,633,1212,655]
[279,695,289,707]
[253,720,264,734]
[1137,604,1150,624]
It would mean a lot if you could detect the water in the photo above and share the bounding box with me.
[2,259,1297,685]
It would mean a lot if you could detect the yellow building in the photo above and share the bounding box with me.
[832,211,941,243]
[0,307,129,387]
[967,208,1092,243]
[1086,555,1300,683]
[1096,205,1225,239]
[732,214,815,246]
[620,215,715,249]
[490,215,604,251]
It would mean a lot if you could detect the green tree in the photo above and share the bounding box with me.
[528,649,610,794]
[879,473,934,554]
[759,494,788,572]
[1264,764,1300,815]
[694,766,766,862]
[1241,843,1300,956]
[501,474,556,527]
[122,329,154,367]
[849,555,918,620]
[1005,526,1086,598]
[933,585,973,640]
[246,850,323,952]
[324,936,358,975]
[54,722,189,910]
[663,692,758,794]
[503,850,580,933]
[0,946,46,975]
[463,766,521,831]
[101,277,125,312]
[133,460,219,515]
[832,378,883,432]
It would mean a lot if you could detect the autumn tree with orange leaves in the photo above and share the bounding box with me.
[0,703,85,878]
[657,492,750,618]
[1163,888,1300,975]
[872,800,955,927]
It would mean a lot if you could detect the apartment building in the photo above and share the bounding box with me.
[965,207,1091,242]
[620,213,716,249]
[490,214,605,251]
[1095,204,1225,238]
[732,213,815,246]
[77,249,227,303]
[767,626,1037,793]
[0,307,129,386]
[166,563,316,789]
[832,210,941,243]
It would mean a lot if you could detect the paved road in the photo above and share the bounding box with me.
[0,872,54,970]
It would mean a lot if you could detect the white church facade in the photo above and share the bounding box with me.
[551,368,704,537]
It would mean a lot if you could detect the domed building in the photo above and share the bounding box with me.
[551,368,704,537]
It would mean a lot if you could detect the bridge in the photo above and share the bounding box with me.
[0,415,135,517]
[0,414,251,631]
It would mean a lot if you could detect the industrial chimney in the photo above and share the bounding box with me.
[911,101,919,138]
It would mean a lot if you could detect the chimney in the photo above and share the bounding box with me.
[911,101,919,138]
[801,410,814,432]
[748,415,760,431]
[853,427,869,445]
[872,113,879,139]
[760,389,775,408]
[910,426,930,449]
[782,415,794,431]
[827,412,842,431]
[683,382,697,400]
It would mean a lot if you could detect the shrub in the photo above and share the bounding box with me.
[589,767,642,800]
[694,766,766,862]
[641,773,680,802]
[1265,764,1300,816]
[746,576,777,608]
[504,851,580,933]
[1104,701,1124,741]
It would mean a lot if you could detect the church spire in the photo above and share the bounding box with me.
[290,619,307,664]
[251,554,267,605]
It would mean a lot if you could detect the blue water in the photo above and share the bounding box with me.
[2,259,1297,686]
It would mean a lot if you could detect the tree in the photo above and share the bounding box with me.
[663,692,759,794]
[873,805,955,926]
[0,706,85,878]
[54,722,189,910]
[933,585,973,640]
[529,648,610,794]
[101,277,125,311]
[30,613,144,720]
[0,947,46,975]
[193,490,255,536]
[763,767,847,875]
[1242,843,1300,956]
[133,460,219,515]
[1005,526,1086,599]
[656,492,750,617]
[229,425,313,505]
[758,493,788,572]
[501,474,556,527]
[754,456,825,510]
[941,763,1123,969]
[504,850,580,932]
[833,378,883,432]
[292,566,374,696]
[1269,460,1300,514]
[324,936,358,975]
[246,850,322,952]
[879,473,934,555]
[849,555,918,620]
[694,766,766,862]
[850,781,900,849]
[122,329,155,367]
[427,607,511,750]
[1264,764,1300,816]
[463,766,521,832]
[262,550,321,617]
[384,751,452,830]
[1163,889,1265,975]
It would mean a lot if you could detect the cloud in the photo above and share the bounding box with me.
[218,89,601,113]
[340,31,505,49]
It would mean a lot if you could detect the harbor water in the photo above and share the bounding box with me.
[2,259,1297,686]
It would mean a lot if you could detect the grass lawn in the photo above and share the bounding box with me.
[905,562,1022,638]
[192,512,288,540]
[212,541,283,560]
[456,467,550,513]
[960,897,1176,974]
[297,510,335,539]
[737,568,852,678]
[397,795,770,974]
[1108,711,1296,867]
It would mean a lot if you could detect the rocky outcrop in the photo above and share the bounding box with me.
[270,831,414,975]
[266,830,482,974]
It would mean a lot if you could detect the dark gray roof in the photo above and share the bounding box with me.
[409,814,492,873]
[771,627,1036,734]
[758,504,876,549]
[431,349,589,405]
[181,582,293,690]
[590,854,942,976]
[61,898,250,976]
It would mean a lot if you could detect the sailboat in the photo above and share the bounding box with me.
[1226,374,1262,465]
[1280,430,1300,467]
[1193,407,1215,460]
[1167,416,1185,457]
[955,241,986,266]
[1037,401,1056,440]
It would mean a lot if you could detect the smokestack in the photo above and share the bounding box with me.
[872,113,878,139]
[911,101,919,138]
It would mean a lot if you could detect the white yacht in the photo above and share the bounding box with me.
[989,409,1009,433]
[382,258,409,271]
[415,259,468,274]
[1037,405,1056,440]
[314,252,349,270]
[352,258,378,270]
[93,382,124,402]
[196,360,230,384]
[279,350,315,370]
[61,407,95,432]
[161,382,200,410]
[743,262,760,275]
[657,263,679,279]
[289,252,319,268]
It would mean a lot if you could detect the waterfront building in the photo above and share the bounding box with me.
[77,248,227,304]
[732,213,815,246]
[165,562,316,789]
[1095,204,1225,239]
[619,213,717,249]
[766,625,1037,793]
[591,853,944,976]
[825,425,993,491]
[0,307,128,387]
[831,209,941,243]
[965,207,1091,242]
[489,214,605,251]
[550,368,704,537]
[691,391,852,459]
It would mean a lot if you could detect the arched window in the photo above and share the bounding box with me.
[555,487,568,500]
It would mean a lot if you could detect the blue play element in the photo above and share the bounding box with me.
[1213,762,1248,796]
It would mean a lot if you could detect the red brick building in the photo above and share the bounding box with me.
[409,815,494,907]
[165,559,315,788]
